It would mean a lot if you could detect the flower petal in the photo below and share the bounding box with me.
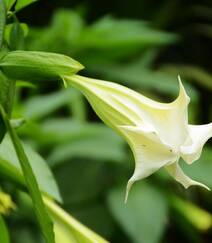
[180,123,212,164]
[165,162,210,190]
[143,77,190,150]
[117,125,178,202]
[65,75,190,149]
[65,74,145,129]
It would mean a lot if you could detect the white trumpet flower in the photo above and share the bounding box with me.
[64,75,211,201]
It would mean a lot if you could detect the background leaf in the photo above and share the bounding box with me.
[15,0,37,11]
[9,22,25,50]
[48,136,125,167]
[22,89,78,120]
[0,215,10,243]
[107,182,168,243]
[181,147,212,188]
[0,0,6,48]
[0,108,55,243]
[44,197,109,243]
[3,0,15,10]
[0,137,109,243]
[0,134,61,202]
[0,71,15,142]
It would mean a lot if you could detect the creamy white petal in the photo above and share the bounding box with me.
[65,75,190,149]
[65,75,146,128]
[181,123,212,164]
[64,74,211,199]
[141,77,190,149]
[117,125,178,202]
[165,162,210,190]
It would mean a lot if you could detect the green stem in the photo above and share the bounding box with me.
[0,106,55,243]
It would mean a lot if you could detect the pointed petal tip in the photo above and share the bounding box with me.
[185,181,210,191]
[177,75,182,84]
[204,185,211,191]
[124,179,135,204]
[177,75,185,93]
[177,75,185,94]
[196,183,210,191]
[176,76,190,105]
[166,163,210,191]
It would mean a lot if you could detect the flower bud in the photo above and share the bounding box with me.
[0,51,84,81]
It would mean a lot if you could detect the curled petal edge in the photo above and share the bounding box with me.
[165,162,210,190]
[181,123,212,164]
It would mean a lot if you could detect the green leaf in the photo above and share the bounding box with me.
[3,0,15,11]
[27,9,84,53]
[0,106,55,243]
[20,88,86,121]
[181,147,212,188]
[78,16,178,61]
[70,203,115,239]
[22,89,79,120]
[83,16,177,48]
[0,215,10,243]
[0,71,15,142]
[0,0,6,48]
[0,71,15,115]
[107,182,168,243]
[0,136,109,243]
[9,22,25,50]
[48,136,125,167]
[170,195,212,231]
[162,64,212,91]
[19,118,122,146]
[0,134,62,201]
[4,23,28,44]
[15,0,37,11]
[0,71,8,142]
[88,62,198,102]
[54,160,108,204]
[27,12,177,62]
[44,196,109,243]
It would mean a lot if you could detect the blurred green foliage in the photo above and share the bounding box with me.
[0,0,212,243]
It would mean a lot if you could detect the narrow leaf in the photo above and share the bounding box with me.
[0,135,62,202]
[0,106,55,243]
[0,215,10,243]
[44,196,109,243]
[0,71,15,115]
[15,0,37,11]
[0,0,6,48]
[0,71,15,142]
[3,0,16,11]
[170,195,212,231]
